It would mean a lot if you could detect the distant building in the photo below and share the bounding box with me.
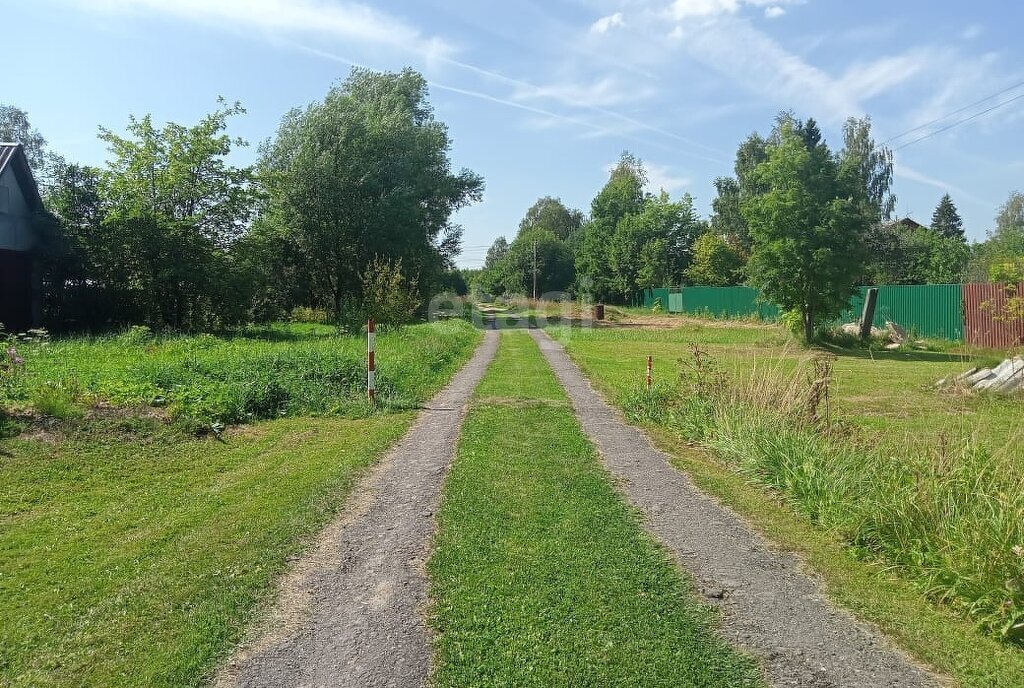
[0,143,44,332]
[884,217,924,231]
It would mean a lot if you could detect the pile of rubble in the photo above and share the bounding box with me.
[937,357,1024,394]
[839,320,923,350]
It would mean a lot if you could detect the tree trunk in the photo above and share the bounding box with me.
[803,306,814,343]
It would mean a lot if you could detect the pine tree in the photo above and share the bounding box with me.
[930,194,965,241]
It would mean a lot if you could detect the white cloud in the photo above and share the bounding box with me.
[667,0,801,21]
[894,163,991,207]
[81,0,452,58]
[514,75,656,108]
[961,24,983,41]
[646,163,692,193]
[591,12,625,34]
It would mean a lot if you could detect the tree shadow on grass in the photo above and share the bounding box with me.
[817,343,979,364]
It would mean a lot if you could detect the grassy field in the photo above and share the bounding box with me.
[549,319,1024,685]
[0,321,481,687]
[1,320,480,433]
[429,331,763,687]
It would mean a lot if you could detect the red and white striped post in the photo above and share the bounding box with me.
[646,355,653,391]
[367,318,376,404]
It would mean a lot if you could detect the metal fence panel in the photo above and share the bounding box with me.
[963,282,1024,349]
[679,286,781,320]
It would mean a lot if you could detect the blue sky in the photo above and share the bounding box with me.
[5,0,1023,268]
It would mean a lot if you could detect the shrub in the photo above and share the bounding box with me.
[290,306,329,324]
[31,380,83,419]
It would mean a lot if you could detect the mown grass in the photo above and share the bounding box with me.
[0,414,412,687]
[1,320,481,433]
[550,320,1024,686]
[0,320,483,686]
[429,331,763,687]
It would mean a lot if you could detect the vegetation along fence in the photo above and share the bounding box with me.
[639,283,1024,346]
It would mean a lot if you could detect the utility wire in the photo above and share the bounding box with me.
[892,91,1024,151]
[881,78,1024,147]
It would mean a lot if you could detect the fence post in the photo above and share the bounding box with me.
[367,318,376,404]
[647,355,653,391]
[859,288,879,340]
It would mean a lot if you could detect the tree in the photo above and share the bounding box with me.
[484,236,509,269]
[969,191,1024,281]
[930,194,965,241]
[837,116,895,224]
[709,177,749,252]
[575,152,649,300]
[684,233,744,286]
[518,196,584,240]
[741,120,868,341]
[259,68,484,321]
[0,104,48,174]
[607,191,704,297]
[493,228,574,296]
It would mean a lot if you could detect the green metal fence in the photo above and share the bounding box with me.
[838,284,963,340]
[638,283,965,340]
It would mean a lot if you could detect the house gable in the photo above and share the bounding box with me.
[0,143,42,253]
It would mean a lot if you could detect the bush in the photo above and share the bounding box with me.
[31,380,83,419]
[290,306,329,324]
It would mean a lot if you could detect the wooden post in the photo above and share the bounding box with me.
[859,288,879,340]
[367,318,376,403]
[646,355,653,390]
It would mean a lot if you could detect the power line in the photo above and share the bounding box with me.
[893,91,1024,151]
[881,78,1024,147]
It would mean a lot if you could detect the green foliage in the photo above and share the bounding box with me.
[684,233,744,286]
[931,194,965,241]
[257,68,484,316]
[741,117,869,341]
[517,196,584,240]
[289,306,329,324]
[483,228,574,297]
[360,256,420,329]
[42,101,256,330]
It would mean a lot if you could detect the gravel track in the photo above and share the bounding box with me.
[215,330,498,688]
[530,329,941,688]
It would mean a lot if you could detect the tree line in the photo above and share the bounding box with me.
[2,68,480,332]
[475,113,1024,340]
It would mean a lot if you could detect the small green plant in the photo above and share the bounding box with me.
[31,379,83,419]
[118,324,154,345]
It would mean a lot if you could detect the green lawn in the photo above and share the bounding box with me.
[0,321,482,687]
[429,331,763,687]
[550,320,1024,686]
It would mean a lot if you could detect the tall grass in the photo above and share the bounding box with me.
[0,321,481,432]
[624,345,1024,645]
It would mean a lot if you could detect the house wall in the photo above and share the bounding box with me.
[0,164,38,331]
[0,164,35,252]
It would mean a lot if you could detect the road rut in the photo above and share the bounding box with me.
[530,328,939,688]
[216,330,498,688]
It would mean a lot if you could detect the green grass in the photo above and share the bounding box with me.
[429,331,763,687]
[0,414,412,687]
[2,320,481,432]
[549,320,1024,686]
[0,320,483,686]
